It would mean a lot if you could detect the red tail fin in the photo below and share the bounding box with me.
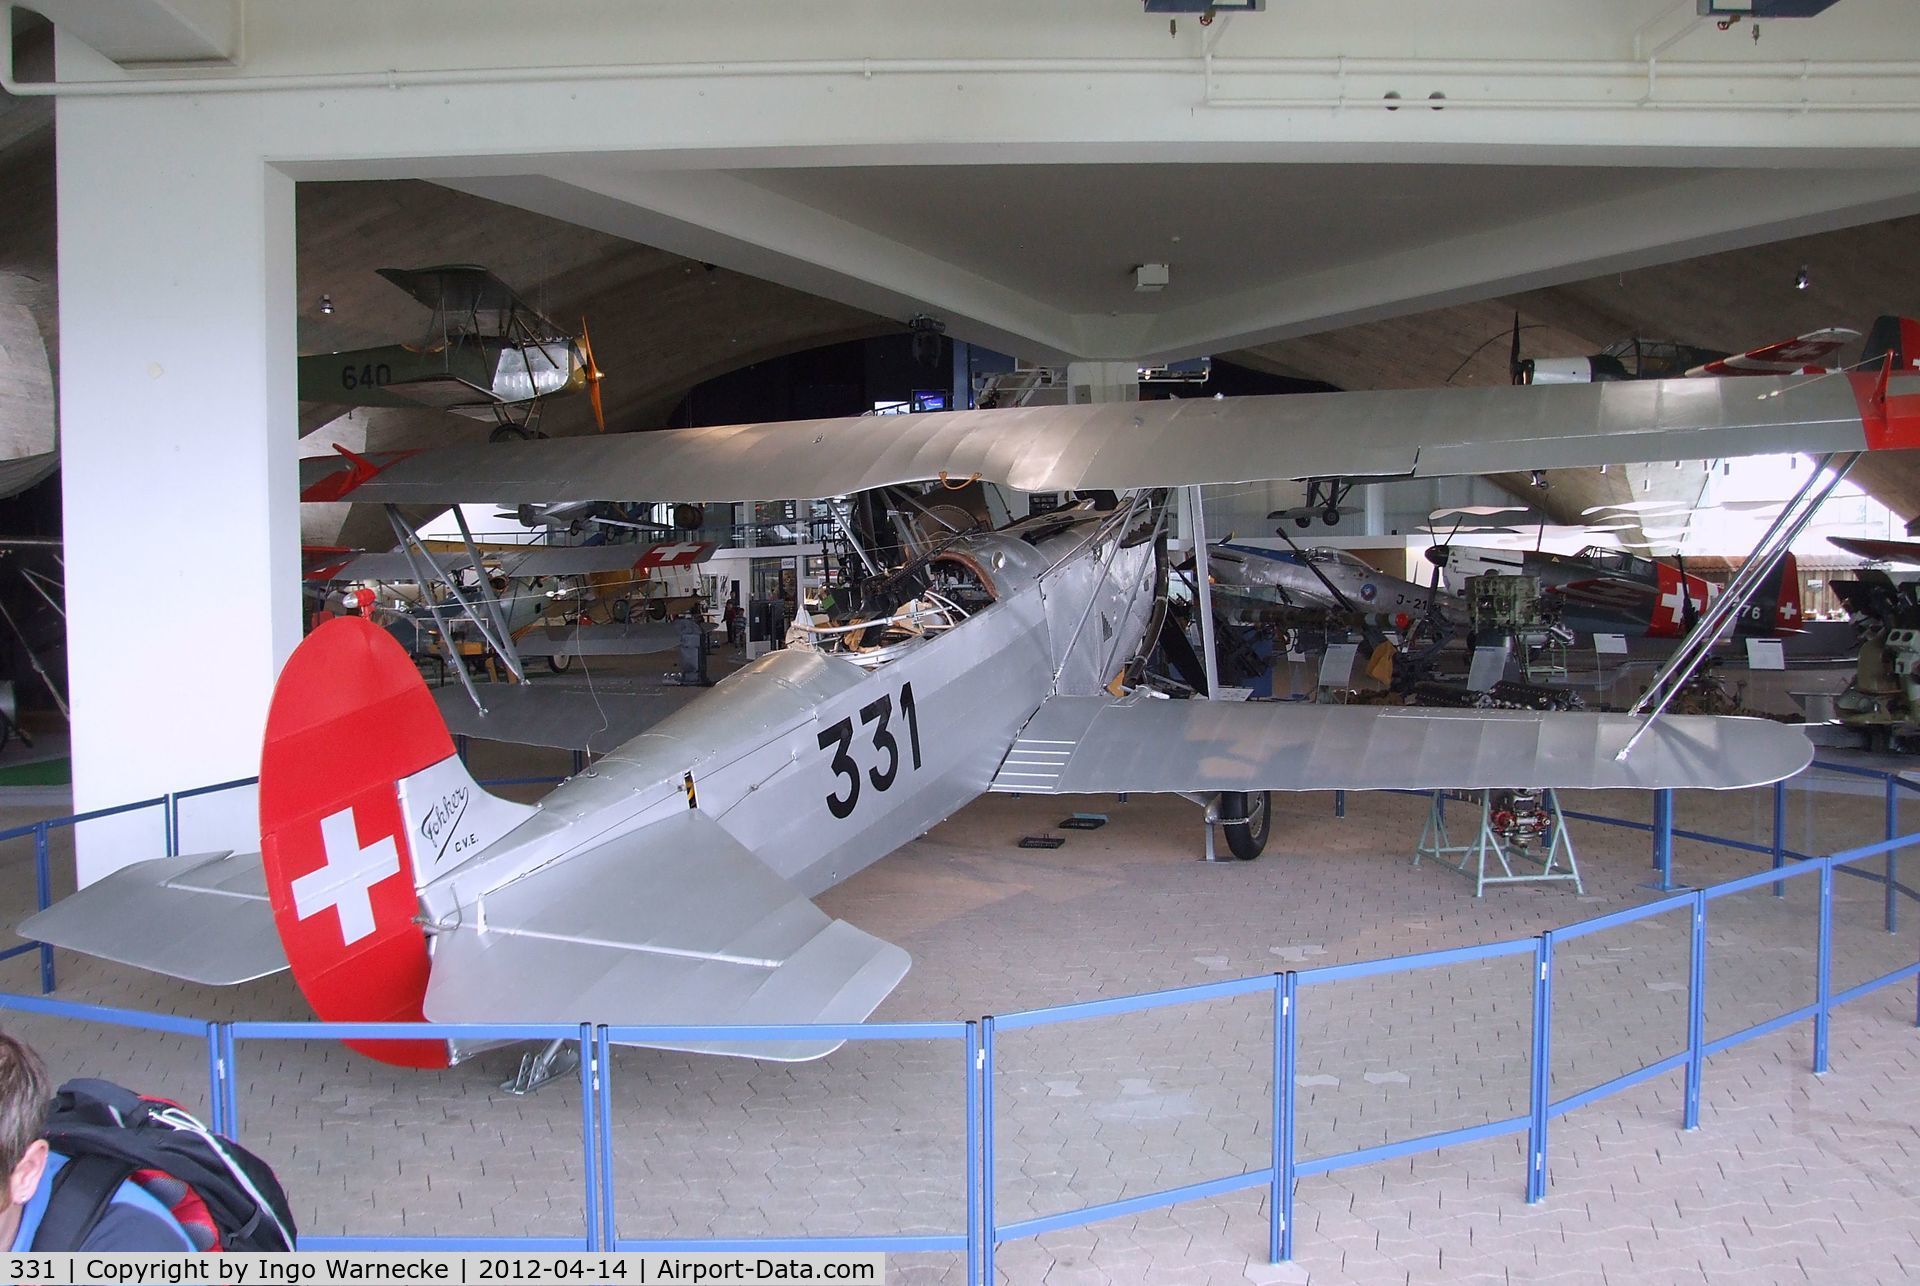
[1772,551,1803,632]
[257,618,535,1067]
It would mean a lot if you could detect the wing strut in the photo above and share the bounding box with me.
[1618,449,1857,759]
[384,506,526,717]
[1183,487,1223,698]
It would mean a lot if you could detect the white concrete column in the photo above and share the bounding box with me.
[1064,361,1138,405]
[56,86,297,880]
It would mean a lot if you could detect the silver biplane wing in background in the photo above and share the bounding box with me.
[33,366,1920,1072]
[298,369,1917,505]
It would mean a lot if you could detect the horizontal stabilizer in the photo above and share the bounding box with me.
[18,851,288,986]
[992,697,1811,795]
[423,811,909,1060]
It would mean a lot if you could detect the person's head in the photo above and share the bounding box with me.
[0,1033,50,1232]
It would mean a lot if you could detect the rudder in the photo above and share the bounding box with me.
[257,617,533,1066]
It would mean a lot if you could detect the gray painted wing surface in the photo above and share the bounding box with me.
[17,851,288,985]
[423,810,909,1060]
[326,550,472,582]
[511,620,681,657]
[298,373,1887,505]
[434,684,691,752]
[993,697,1812,794]
[497,545,707,577]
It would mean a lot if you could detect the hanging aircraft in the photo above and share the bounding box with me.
[306,537,716,674]
[1426,543,1803,640]
[297,265,607,440]
[1512,321,1860,386]
[1204,541,1461,625]
[1268,477,1360,527]
[26,363,1916,1072]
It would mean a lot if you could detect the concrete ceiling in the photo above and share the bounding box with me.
[725,162,1687,318]
[9,0,1920,547]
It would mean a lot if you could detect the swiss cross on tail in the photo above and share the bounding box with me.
[636,541,715,569]
[257,619,459,1068]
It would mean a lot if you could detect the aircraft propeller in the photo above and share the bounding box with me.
[579,317,606,432]
[1509,311,1531,386]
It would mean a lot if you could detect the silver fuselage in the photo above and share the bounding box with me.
[417,510,1157,928]
[1211,542,1458,621]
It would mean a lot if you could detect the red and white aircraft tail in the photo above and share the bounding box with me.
[257,617,533,1067]
[1686,327,1860,377]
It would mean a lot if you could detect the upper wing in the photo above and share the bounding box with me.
[18,851,288,986]
[423,810,909,1061]
[308,549,472,583]
[1686,328,1861,377]
[377,265,539,335]
[297,371,1918,505]
[990,696,1811,795]
[496,541,715,578]
[1830,535,1920,566]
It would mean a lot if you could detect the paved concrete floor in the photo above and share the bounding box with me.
[0,761,1914,1285]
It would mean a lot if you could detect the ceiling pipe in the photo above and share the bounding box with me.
[3,6,1916,111]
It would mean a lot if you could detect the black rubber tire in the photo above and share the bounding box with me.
[611,598,632,624]
[1220,790,1271,861]
[1322,505,1341,526]
[547,653,574,674]
[1294,516,1311,528]
[489,425,530,444]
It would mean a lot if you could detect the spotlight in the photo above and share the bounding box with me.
[318,294,334,315]
[1795,265,1810,291]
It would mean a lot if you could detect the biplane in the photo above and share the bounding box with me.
[297,265,606,439]
[26,361,1920,1074]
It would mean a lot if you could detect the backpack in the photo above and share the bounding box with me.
[34,1079,297,1251]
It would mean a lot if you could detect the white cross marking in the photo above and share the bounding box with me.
[649,543,704,563]
[292,808,401,945]
[1781,599,1800,621]
[1658,585,1686,624]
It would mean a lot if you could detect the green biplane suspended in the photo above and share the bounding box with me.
[298,264,605,440]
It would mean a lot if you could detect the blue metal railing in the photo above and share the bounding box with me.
[0,760,1916,1277]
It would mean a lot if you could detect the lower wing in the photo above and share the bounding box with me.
[991,696,1810,795]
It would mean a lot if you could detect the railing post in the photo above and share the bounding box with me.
[219,1025,240,1140]
[980,1016,996,1286]
[1653,790,1674,885]
[1684,893,1707,1130]
[1771,780,1786,899]
[33,824,53,994]
[596,1027,615,1252]
[1527,933,1553,1204]
[1271,972,1297,1264]
[1333,790,1345,820]
[579,1023,600,1251]
[965,1021,981,1286]
[204,1023,227,1136]
[1815,862,1833,1074]
[166,792,179,859]
[1885,776,1899,934]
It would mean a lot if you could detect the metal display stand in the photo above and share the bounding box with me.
[1415,789,1583,896]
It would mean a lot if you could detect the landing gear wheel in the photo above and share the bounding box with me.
[490,425,530,444]
[1294,516,1311,529]
[547,653,574,674]
[611,598,632,624]
[1322,505,1341,526]
[1220,790,1271,861]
